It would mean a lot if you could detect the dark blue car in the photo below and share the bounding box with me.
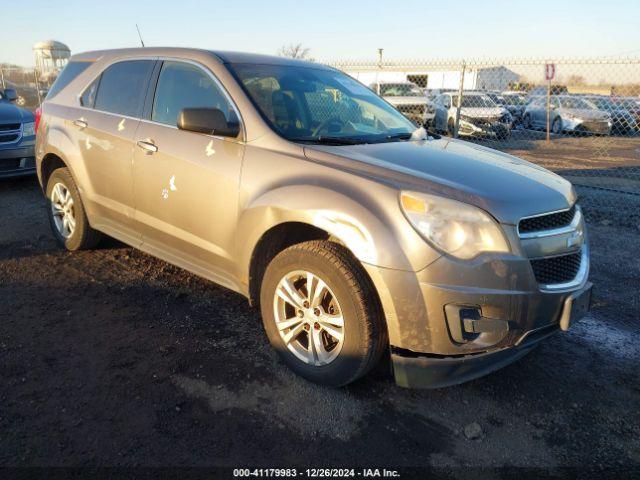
[0,87,36,178]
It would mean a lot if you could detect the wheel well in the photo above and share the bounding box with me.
[41,153,67,190]
[248,222,333,307]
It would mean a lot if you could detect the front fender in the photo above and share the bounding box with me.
[235,184,436,286]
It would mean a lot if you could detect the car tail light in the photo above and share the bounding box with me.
[35,107,42,133]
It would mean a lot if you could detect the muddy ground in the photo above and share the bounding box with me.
[0,175,639,475]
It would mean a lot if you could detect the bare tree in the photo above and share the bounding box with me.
[277,44,314,61]
[566,74,587,86]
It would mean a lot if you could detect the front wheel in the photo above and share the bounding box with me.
[260,240,387,387]
[552,117,563,135]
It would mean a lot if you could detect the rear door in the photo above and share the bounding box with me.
[132,60,245,283]
[74,59,155,240]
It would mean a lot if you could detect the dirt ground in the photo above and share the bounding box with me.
[1,175,639,475]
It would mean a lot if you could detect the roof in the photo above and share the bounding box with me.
[70,47,330,69]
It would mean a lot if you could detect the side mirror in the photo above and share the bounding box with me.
[3,88,18,102]
[177,108,240,137]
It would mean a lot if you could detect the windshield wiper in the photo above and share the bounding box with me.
[290,136,367,145]
[384,132,413,141]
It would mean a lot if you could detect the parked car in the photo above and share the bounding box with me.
[499,92,528,126]
[0,87,36,178]
[37,48,591,389]
[527,85,569,98]
[523,95,612,135]
[613,96,640,129]
[370,81,430,126]
[2,80,43,108]
[431,91,512,139]
[583,95,637,134]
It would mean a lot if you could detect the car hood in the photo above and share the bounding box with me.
[303,138,574,225]
[459,106,506,118]
[385,96,428,105]
[0,101,32,123]
[559,108,609,120]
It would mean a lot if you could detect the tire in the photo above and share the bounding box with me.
[260,240,387,387]
[552,117,563,135]
[46,167,102,251]
[523,113,532,129]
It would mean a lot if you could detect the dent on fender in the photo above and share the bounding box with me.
[312,210,377,265]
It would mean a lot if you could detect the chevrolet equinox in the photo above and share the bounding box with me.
[36,48,592,388]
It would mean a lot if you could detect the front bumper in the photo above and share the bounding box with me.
[392,282,591,388]
[0,144,36,178]
[458,119,510,137]
[363,219,590,389]
[564,118,612,135]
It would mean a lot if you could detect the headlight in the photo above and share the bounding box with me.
[400,191,510,259]
[22,122,35,137]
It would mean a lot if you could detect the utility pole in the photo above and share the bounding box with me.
[453,61,466,138]
[376,48,383,95]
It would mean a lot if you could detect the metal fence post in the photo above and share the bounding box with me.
[33,68,42,106]
[0,67,5,90]
[453,61,466,138]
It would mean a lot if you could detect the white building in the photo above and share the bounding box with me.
[333,63,519,91]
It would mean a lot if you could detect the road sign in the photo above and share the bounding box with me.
[545,63,556,81]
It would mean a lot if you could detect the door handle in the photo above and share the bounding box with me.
[136,139,158,154]
[73,119,88,129]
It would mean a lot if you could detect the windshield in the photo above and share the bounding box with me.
[586,98,616,110]
[228,64,417,143]
[558,97,593,109]
[452,95,497,108]
[379,84,423,97]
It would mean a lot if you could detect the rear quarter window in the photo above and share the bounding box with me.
[46,61,93,100]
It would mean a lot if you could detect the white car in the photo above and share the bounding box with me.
[431,92,511,139]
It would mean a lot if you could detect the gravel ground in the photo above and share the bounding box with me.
[0,176,639,474]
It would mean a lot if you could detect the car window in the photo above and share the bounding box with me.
[152,61,235,127]
[93,60,154,117]
[46,61,93,100]
[550,97,560,108]
[80,77,100,108]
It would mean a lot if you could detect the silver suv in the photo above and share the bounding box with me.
[36,48,592,388]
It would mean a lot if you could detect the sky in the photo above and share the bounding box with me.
[1,0,639,67]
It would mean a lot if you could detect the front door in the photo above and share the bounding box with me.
[132,60,244,284]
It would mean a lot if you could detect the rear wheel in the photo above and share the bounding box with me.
[46,167,102,251]
[552,117,563,134]
[260,240,387,387]
[523,113,532,129]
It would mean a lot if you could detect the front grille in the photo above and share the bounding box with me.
[0,123,20,132]
[530,252,582,285]
[519,205,576,234]
[0,159,21,171]
[0,134,20,143]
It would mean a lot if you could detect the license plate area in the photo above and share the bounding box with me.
[559,282,593,331]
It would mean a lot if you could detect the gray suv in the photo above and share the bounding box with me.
[36,48,592,388]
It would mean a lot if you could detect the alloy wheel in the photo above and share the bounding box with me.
[273,270,344,366]
[50,182,76,239]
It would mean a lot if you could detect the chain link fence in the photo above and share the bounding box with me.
[2,55,640,224]
[328,57,640,224]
